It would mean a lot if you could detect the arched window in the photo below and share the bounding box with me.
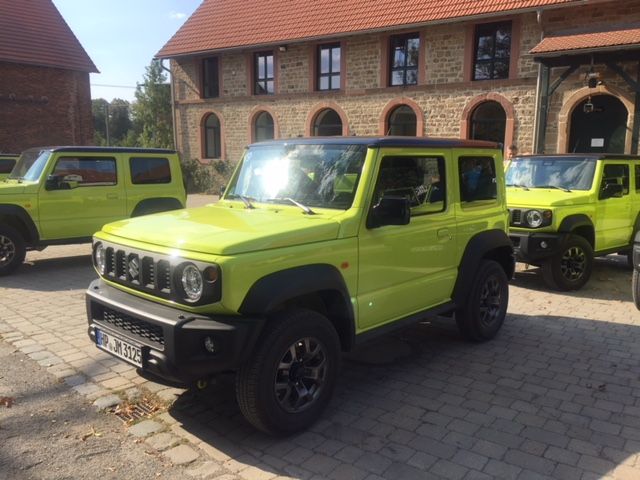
[254,111,274,142]
[313,109,342,136]
[387,105,417,136]
[470,101,506,145]
[204,114,221,158]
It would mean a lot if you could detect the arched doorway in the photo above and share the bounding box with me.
[313,108,343,136]
[469,101,506,145]
[387,105,417,136]
[253,111,275,142]
[568,94,628,153]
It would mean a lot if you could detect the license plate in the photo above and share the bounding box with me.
[95,328,142,367]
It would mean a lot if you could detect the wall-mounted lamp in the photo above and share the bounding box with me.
[585,55,601,89]
[278,45,287,52]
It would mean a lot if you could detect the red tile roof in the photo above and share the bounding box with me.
[531,24,640,55]
[0,0,97,72]
[158,0,582,58]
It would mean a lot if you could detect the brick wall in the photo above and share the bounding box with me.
[0,62,93,153]
[170,0,640,168]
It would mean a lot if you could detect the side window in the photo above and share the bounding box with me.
[0,158,16,174]
[601,164,629,196]
[373,155,446,214]
[52,156,117,186]
[459,156,497,202]
[130,157,171,184]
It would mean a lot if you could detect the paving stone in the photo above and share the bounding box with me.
[92,394,122,410]
[128,420,163,438]
[185,461,224,479]
[163,444,200,466]
[146,432,181,451]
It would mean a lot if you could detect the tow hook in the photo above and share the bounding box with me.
[196,379,208,390]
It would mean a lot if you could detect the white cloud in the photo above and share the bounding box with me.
[169,11,186,20]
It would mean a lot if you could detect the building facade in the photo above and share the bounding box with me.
[157,0,640,166]
[0,0,97,153]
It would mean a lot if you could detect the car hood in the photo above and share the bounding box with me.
[507,188,592,207]
[102,204,343,255]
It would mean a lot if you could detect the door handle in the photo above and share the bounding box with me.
[106,193,118,200]
[437,228,452,240]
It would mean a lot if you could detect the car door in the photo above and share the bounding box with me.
[357,150,458,331]
[595,162,632,250]
[38,153,126,240]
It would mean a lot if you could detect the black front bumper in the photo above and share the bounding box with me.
[86,279,265,386]
[509,231,569,265]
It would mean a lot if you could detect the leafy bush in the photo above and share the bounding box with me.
[181,159,213,194]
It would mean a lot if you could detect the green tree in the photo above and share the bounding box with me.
[109,98,133,145]
[91,98,109,145]
[132,60,173,149]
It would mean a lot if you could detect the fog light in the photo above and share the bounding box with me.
[540,241,548,249]
[204,336,217,353]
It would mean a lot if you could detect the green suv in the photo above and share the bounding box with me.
[86,137,514,434]
[506,154,640,290]
[0,147,186,276]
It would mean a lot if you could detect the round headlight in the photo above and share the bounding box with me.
[526,210,543,228]
[181,264,203,301]
[94,243,106,274]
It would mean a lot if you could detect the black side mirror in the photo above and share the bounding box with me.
[45,175,60,190]
[600,182,624,199]
[367,195,411,229]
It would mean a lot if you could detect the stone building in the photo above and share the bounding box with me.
[157,0,640,166]
[0,0,97,153]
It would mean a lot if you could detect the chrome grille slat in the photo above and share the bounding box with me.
[510,209,522,226]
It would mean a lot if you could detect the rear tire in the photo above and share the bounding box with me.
[456,260,508,342]
[0,225,26,276]
[633,269,640,311]
[236,309,341,435]
[541,235,593,291]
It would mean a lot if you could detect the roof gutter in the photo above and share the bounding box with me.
[156,0,598,60]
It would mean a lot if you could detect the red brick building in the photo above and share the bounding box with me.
[0,0,97,153]
[158,0,640,165]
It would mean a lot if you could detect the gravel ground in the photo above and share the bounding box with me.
[0,338,186,480]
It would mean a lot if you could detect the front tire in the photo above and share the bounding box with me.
[542,235,593,291]
[633,269,640,311]
[456,260,509,342]
[0,225,26,276]
[236,309,341,435]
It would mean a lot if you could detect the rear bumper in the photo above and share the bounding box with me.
[86,279,265,386]
[509,231,569,264]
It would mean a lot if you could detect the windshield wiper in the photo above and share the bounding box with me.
[267,197,316,215]
[506,183,530,190]
[535,185,572,193]
[227,194,255,209]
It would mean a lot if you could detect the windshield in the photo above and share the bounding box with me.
[505,156,596,191]
[226,143,367,209]
[8,150,51,181]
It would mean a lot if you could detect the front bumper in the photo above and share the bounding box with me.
[86,279,265,386]
[509,231,569,265]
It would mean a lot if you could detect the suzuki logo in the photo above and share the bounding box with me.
[128,256,140,279]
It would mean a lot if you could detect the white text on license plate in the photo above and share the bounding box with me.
[96,328,142,367]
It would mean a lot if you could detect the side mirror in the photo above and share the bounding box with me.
[45,175,60,190]
[600,182,624,199]
[367,196,411,229]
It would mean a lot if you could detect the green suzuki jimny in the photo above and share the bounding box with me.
[0,147,186,276]
[506,154,640,290]
[86,137,514,434]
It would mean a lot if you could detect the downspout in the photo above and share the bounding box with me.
[532,9,544,153]
[160,59,178,150]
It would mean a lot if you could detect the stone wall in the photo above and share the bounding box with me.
[0,62,93,153]
[170,0,640,171]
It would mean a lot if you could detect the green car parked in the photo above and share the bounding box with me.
[0,147,186,276]
[506,154,640,290]
[86,137,514,434]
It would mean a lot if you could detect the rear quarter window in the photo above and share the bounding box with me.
[0,158,16,174]
[130,157,171,184]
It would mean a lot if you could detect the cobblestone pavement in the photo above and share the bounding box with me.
[1,200,640,479]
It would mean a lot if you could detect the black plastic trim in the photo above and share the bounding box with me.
[131,197,185,217]
[558,214,594,234]
[0,204,40,245]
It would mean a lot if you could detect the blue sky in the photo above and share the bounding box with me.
[53,0,202,102]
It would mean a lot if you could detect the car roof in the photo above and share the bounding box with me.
[22,146,176,154]
[250,136,500,149]
[513,153,640,161]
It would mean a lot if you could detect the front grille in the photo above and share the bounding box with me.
[510,209,522,226]
[101,306,165,347]
[104,246,173,297]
